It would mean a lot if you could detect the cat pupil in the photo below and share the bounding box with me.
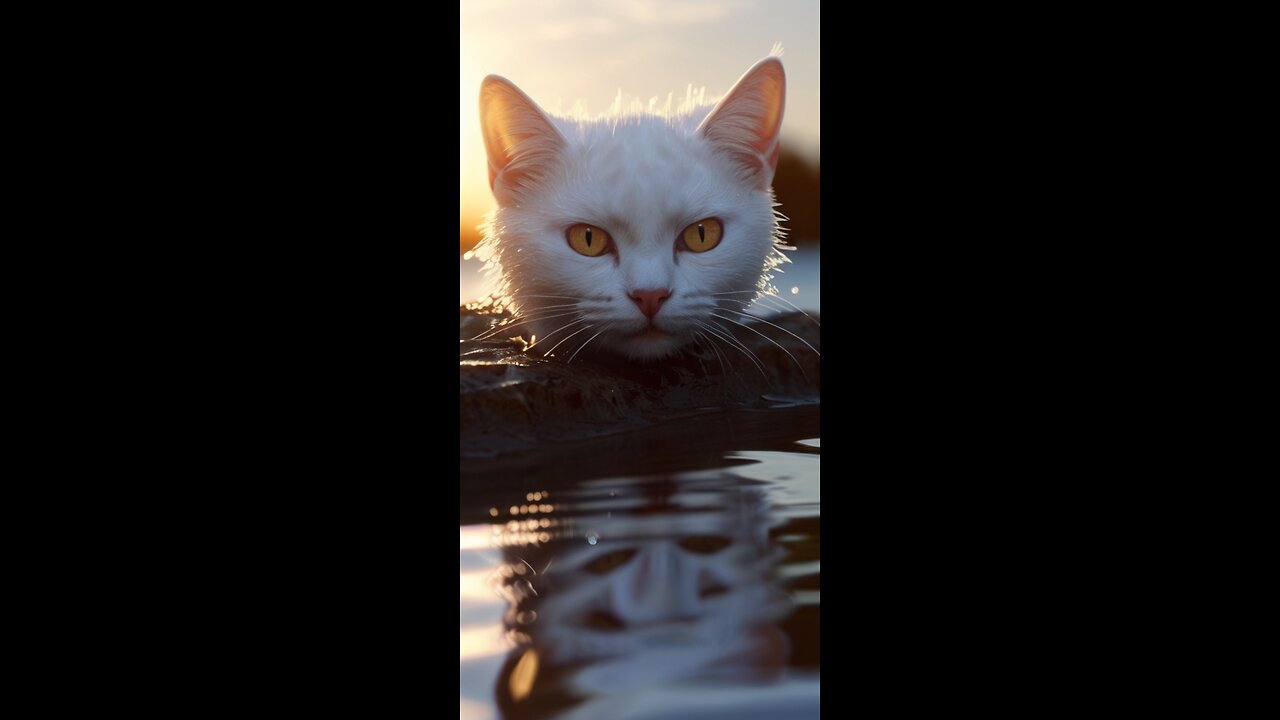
[697,224,705,241]
[585,227,593,247]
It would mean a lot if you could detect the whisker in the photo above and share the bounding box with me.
[727,296,822,328]
[478,303,579,322]
[702,319,771,377]
[567,328,607,364]
[709,290,821,326]
[511,302,580,311]
[691,330,732,376]
[468,295,594,342]
[471,310,582,341]
[710,312,808,379]
[694,320,768,380]
[713,307,821,357]
[740,294,796,314]
[541,323,594,357]
[707,322,773,383]
[694,331,729,380]
[711,296,781,317]
[526,318,590,352]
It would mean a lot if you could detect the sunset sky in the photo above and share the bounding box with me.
[460,0,821,223]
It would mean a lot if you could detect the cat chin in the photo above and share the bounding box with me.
[607,331,689,362]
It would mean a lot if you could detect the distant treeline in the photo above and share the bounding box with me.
[459,146,819,253]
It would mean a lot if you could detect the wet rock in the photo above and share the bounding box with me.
[460,298,820,458]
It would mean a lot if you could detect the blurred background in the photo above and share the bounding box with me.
[460,0,820,304]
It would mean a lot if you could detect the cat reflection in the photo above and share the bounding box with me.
[491,476,791,719]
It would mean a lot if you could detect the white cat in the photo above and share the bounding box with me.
[475,57,788,362]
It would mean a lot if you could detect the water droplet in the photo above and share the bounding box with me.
[587,534,598,545]
[791,286,799,295]
[489,507,499,517]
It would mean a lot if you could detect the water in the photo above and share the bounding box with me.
[460,245,820,719]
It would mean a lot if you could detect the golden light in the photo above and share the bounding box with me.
[459,47,496,225]
[508,649,539,701]
[459,624,507,661]
[459,525,492,551]
[459,569,495,600]
[459,58,470,178]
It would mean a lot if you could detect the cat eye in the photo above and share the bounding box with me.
[679,218,723,253]
[566,224,612,257]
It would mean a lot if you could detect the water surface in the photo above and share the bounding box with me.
[460,247,820,720]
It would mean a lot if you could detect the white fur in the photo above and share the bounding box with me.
[477,58,787,361]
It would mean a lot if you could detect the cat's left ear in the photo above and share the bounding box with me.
[697,57,786,190]
[480,75,567,202]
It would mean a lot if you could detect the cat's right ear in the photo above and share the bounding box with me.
[697,57,786,190]
[480,76,566,201]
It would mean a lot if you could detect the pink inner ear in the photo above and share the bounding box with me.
[765,142,780,176]
[480,76,565,196]
[742,65,785,155]
[697,58,786,188]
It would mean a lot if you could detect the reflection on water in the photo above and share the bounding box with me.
[460,235,822,717]
[492,475,790,718]
[460,408,820,720]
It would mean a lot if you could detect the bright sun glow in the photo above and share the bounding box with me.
[460,55,473,183]
[459,48,496,222]
[459,0,819,251]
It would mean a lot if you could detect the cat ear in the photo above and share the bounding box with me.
[480,75,566,200]
[697,57,786,189]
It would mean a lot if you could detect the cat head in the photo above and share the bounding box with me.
[476,57,787,362]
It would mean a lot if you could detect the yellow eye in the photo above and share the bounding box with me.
[566,224,611,257]
[680,218,723,252]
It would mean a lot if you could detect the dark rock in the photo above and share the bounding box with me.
[460,298,820,458]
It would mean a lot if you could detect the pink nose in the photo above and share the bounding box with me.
[629,288,671,319]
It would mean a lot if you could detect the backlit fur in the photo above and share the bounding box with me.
[476,57,788,361]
